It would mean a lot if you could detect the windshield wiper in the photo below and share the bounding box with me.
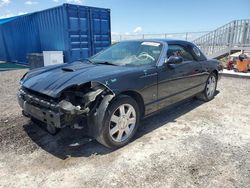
[95,62,118,66]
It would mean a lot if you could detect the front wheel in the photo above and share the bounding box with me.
[96,95,140,149]
[197,72,217,102]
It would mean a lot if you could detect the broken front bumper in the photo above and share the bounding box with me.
[17,89,63,128]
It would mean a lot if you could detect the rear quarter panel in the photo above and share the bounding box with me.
[198,59,221,91]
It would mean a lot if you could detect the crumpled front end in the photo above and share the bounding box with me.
[17,82,114,133]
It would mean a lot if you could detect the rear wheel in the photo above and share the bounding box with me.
[197,72,217,102]
[96,95,140,149]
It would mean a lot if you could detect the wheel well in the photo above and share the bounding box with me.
[119,91,145,117]
[212,70,218,80]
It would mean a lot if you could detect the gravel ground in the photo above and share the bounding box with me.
[0,69,250,188]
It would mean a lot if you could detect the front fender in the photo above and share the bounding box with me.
[87,94,115,138]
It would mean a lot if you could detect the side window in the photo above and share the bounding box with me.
[192,45,207,61]
[167,44,194,61]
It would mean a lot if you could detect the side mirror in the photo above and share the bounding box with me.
[165,56,183,64]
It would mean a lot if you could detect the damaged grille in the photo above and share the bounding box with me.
[18,87,67,128]
[18,83,108,129]
[19,87,59,112]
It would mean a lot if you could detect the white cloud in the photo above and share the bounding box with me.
[0,13,14,19]
[0,12,27,19]
[18,12,28,16]
[66,0,83,4]
[133,26,142,33]
[25,1,39,5]
[52,0,59,2]
[0,0,11,7]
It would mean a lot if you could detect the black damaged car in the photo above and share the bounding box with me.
[17,39,222,148]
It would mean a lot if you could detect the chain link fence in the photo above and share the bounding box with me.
[111,31,209,43]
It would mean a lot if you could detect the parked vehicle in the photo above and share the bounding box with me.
[17,39,222,149]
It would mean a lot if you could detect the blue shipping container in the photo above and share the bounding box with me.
[0,3,111,64]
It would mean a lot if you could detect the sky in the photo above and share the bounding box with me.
[0,0,249,35]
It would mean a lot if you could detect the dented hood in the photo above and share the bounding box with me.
[22,61,135,98]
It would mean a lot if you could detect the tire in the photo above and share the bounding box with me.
[96,95,140,149]
[197,72,217,102]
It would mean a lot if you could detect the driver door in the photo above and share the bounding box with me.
[157,44,202,109]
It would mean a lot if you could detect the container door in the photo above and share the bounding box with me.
[67,5,91,62]
[89,8,111,55]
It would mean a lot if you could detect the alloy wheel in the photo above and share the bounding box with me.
[206,75,216,98]
[109,104,136,142]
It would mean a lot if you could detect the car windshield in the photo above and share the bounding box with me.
[89,41,163,66]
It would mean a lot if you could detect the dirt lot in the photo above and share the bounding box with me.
[0,69,250,188]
